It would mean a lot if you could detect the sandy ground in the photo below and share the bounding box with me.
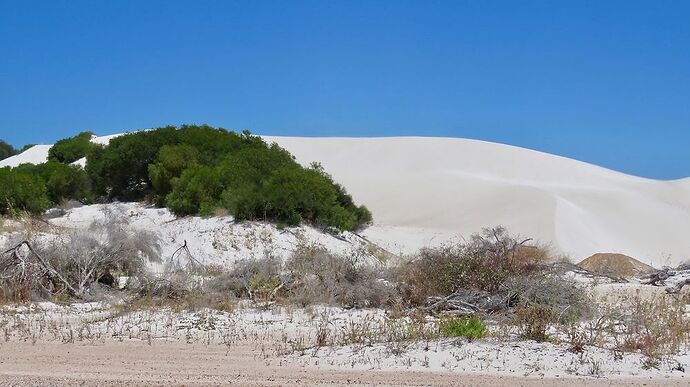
[0,341,684,387]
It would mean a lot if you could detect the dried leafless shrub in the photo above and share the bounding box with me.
[392,227,553,307]
[205,254,283,300]
[1,209,160,301]
[285,244,396,308]
[507,274,593,341]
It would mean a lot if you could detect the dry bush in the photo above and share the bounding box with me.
[508,275,593,341]
[392,227,552,306]
[614,295,690,358]
[131,272,235,313]
[1,209,160,301]
[205,255,283,300]
[285,244,396,308]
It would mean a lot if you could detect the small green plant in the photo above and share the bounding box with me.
[439,316,486,340]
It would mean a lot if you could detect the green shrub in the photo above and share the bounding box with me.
[148,144,199,200]
[87,126,180,200]
[440,316,487,340]
[0,168,51,215]
[48,131,94,164]
[16,162,91,204]
[165,165,223,216]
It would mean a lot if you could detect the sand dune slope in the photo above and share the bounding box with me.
[265,137,690,266]
[2,134,688,266]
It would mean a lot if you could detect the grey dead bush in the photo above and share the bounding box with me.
[203,245,396,308]
[285,244,396,308]
[507,274,593,341]
[205,255,283,300]
[1,209,160,301]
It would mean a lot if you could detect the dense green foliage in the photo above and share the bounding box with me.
[1,125,372,231]
[0,168,51,215]
[148,144,199,201]
[440,316,487,340]
[83,125,371,230]
[48,131,94,164]
[14,162,91,204]
[0,140,15,161]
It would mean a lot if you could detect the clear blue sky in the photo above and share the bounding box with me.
[1,1,688,179]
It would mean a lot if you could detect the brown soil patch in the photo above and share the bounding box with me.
[577,253,654,278]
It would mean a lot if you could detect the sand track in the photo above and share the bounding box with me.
[0,341,684,386]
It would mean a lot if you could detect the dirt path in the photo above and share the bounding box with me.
[0,341,685,386]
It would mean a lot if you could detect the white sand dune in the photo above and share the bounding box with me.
[0,144,52,166]
[2,134,688,266]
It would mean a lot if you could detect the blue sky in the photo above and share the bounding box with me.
[0,1,688,179]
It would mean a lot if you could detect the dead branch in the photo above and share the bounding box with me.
[166,240,202,271]
[666,278,690,294]
[3,241,79,296]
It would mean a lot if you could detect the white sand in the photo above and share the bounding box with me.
[2,133,689,266]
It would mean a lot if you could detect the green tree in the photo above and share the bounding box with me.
[0,168,51,215]
[165,165,223,216]
[48,131,95,164]
[87,127,179,200]
[148,144,199,201]
[79,124,372,230]
[259,167,340,225]
[14,162,92,204]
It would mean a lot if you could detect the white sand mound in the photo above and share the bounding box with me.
[2,133,688,267]
[0,144,52,166]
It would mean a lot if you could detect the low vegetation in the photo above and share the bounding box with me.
[1,214,689,376]
[439,316,487,340]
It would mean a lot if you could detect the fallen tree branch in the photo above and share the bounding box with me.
[3,241,79,296]
[666,278,690,294]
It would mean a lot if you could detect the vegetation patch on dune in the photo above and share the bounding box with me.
[0,126,371,231]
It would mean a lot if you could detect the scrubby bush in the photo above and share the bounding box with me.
[48,131,94,164]
[0,167,51,215]
[87,126,180,200]
[394,227,550,305]
[165,165,223,216]
[205,256,283,300]
[285,245,395,308]
[0,139,15,161]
